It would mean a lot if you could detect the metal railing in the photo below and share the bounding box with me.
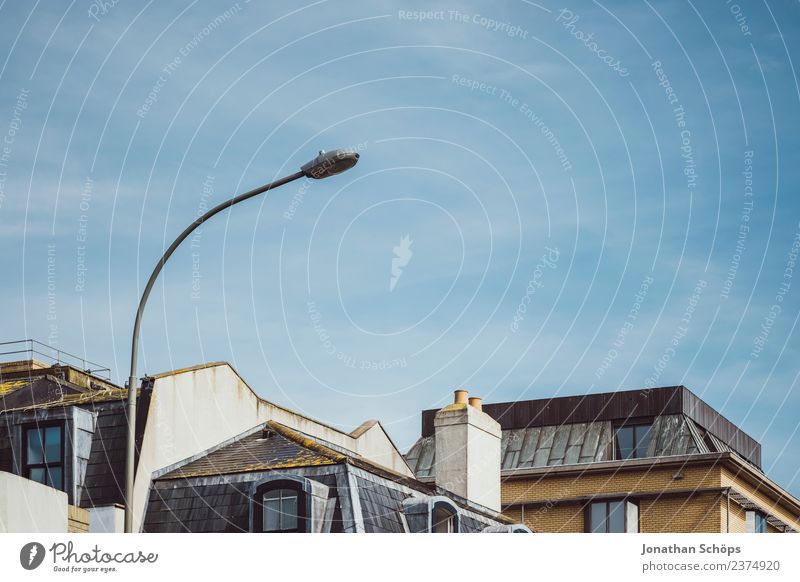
[0,339,111,379]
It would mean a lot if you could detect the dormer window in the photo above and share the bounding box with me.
[430,499,460,533]
[262,488,300,532]
[432,505,456,533]
[252,479,308,533]
[615,423,652,459]
[23,423,64,490]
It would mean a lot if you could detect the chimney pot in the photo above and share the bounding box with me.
[453,389,469,405]
[468,397,483,411]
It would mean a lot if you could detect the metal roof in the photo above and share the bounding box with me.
[418,386,761,467]
[407,414,708,478]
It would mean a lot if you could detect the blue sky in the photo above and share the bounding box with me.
[1,1,799,494]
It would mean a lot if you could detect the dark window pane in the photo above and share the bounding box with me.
[433,506,456,533]
[634,425,652,458]
[29,467,46,484]
[26,429,44,464]
[608,501,625,532]
[756,513,767,533]
[590,502,607,532]
[616,427,634,459]
[282,494,298,530]
[44,426,61,463]
[48,467,63,490]
[262,489,299,531]
[263,488,282,501]
[263,498,280,531]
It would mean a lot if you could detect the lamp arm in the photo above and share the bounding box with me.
[123,169,304,532]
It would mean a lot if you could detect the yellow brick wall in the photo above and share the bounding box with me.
[639,495,722,532]
[502,465,721,505]
[502,462,800,533]
[502,465,724,533]
[720,467,800,532]
[68,505,90,533]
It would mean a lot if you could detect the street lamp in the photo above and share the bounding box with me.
[124,148,359,533]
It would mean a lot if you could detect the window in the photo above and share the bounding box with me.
[746,510,768,533]
[253,480,307,533]
[432,506,456,533]
[262,489,299,532]
[23,423,64,490]
[586,499,639,533]
[615,424,652,459]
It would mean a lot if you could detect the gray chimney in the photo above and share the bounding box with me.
[434,390,501,512]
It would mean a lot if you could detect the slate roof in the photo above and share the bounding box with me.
[0,362,144,509]
[145,420,512,533]
[158,423,344,480]
[406,414,708,478]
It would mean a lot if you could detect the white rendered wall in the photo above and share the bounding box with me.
[131,363,412,531]
[0,471,68,533]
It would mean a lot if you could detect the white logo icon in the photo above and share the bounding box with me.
[390,235,413,291]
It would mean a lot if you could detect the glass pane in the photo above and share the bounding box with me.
[634,425,652,458]
[29,467,46,484]
[433,507,455,533]
[590,502,607,533]
[616,427,634,459]
[26,429,44,465]
[263,498,281,531]
[281,495,298,530]
[45,426,61,463]
[48,467,63,490]
[608,501,625,532]
[263,488,283,500]
[757,514,767,533]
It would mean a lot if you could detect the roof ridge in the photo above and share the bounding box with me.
[265,420,347,463]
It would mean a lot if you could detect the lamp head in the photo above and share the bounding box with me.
[301,148,360,179]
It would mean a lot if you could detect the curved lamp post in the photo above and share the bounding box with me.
[124,148,360,532]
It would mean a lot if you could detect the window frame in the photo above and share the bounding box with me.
[430,499,460,533]
[614,421,653,460]
[584,498,639,533]
[746,510,768,533]
[253,479,307,533]
[22,421,65,491]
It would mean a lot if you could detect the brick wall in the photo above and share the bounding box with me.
[501,461,799,533]
[68,505,89,533]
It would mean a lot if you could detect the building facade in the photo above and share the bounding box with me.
[407,386,800,533]
[1,353,521,533]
